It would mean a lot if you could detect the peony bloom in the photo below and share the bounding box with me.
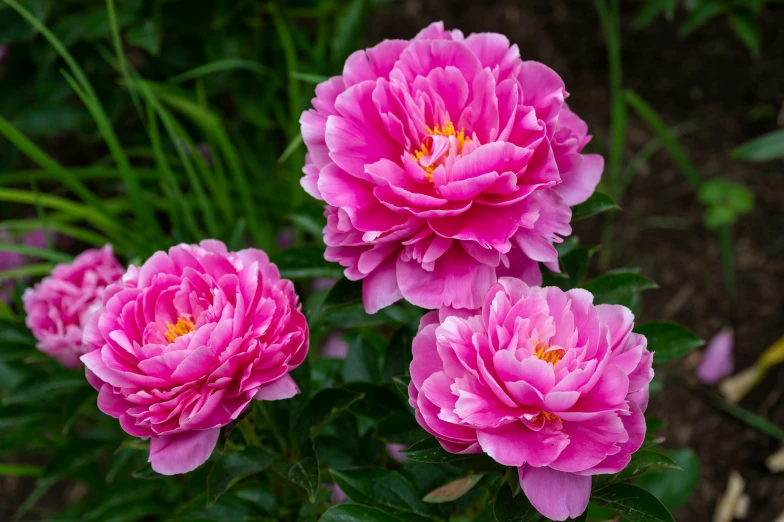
[82,240,308,475]
[300,21,602,313]
[408,278,653,521]
[23,245,124,368]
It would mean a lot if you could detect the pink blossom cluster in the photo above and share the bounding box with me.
[17,21,655,522]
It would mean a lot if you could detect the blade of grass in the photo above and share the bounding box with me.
[0,243,72,263]
[0,167,162,186]
[3,0,161,243]
[0,464,43,477]
[0,219,111,248]
[146,103,201,241]
[278,133,303,164]
[28,176,52,251]
[11,477,57,522]
[135,82,218,238]
[0,188,124,242]
[619,122,697,198]
[0,116,112,219]
[700,388,784,441]
[195,79,233,223]
[167,58,273,85]
[132,81,271,249]
[106,0,143,118]
[270,4,301,140]
[595,0,626,196]
[624,90,702,190]
[291,71,329,84]
[594,0,626,270]
[0,263,55,283]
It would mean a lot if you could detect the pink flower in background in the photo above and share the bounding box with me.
[696,328,734,385]
[23,245,123,368]
[301,21,602,313]
[386,443,408,463]
[322,331,350,358]
[408,278,653,521]
[82,240,308,475]
[1,228,51,302]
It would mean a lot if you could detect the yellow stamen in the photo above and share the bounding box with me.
[164,317,195,343]
[538,410,560,422]
[534,343,565,365]
[410,121,471,182]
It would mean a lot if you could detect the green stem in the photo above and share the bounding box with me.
[595,0,626,196]
[256,401,288,452]
[598,211,616,271]
[594,0,625,269]
[237,416,261,447]
[717,226,737,304]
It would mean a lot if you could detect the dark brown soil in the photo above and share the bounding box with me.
[367,1,784,520]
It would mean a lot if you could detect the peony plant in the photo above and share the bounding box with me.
[1,13,708,522]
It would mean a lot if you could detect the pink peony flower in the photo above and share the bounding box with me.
[82,240,308,475]
[300,21,602,313]
[23,245,124,368]
[408,278,653,521]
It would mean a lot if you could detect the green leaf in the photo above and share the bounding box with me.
[320,504,401,522]
[206,446,275,504]
[727,12,760,56]
[594,450,681,487]
[271,245,342,280]
[552,243,600,290]
[342,334,382,383]
[130,464,164,480]
[0,463,43,477]
[581,272,657,304]
[422,474,483,504]
[678,3,725,37]
[592,483,674,522]
[631,0,675,30]
[376,412,424,445]
[330,468,434,517]
[571,192,619,221]
[11,104,88,137]
[294,387,364,443]
[732,128,784,162]
[322,277,363,310]
[272,439,320,502]
[634,322,704,364]
[493,483,540,521]
[401,437,501,471]
[126,18,160,56]
[0,319,35,345]
[80,6,136,40]
[331,0,368,64]
[3,372,89,405]
[636,448,700,511]
[382,326,415,381]
[44,439,105,479]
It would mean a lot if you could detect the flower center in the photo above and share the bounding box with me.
[164,317,195,343]
[536,409,560,423]
[410,121,471,182]
[534,343,565,365]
